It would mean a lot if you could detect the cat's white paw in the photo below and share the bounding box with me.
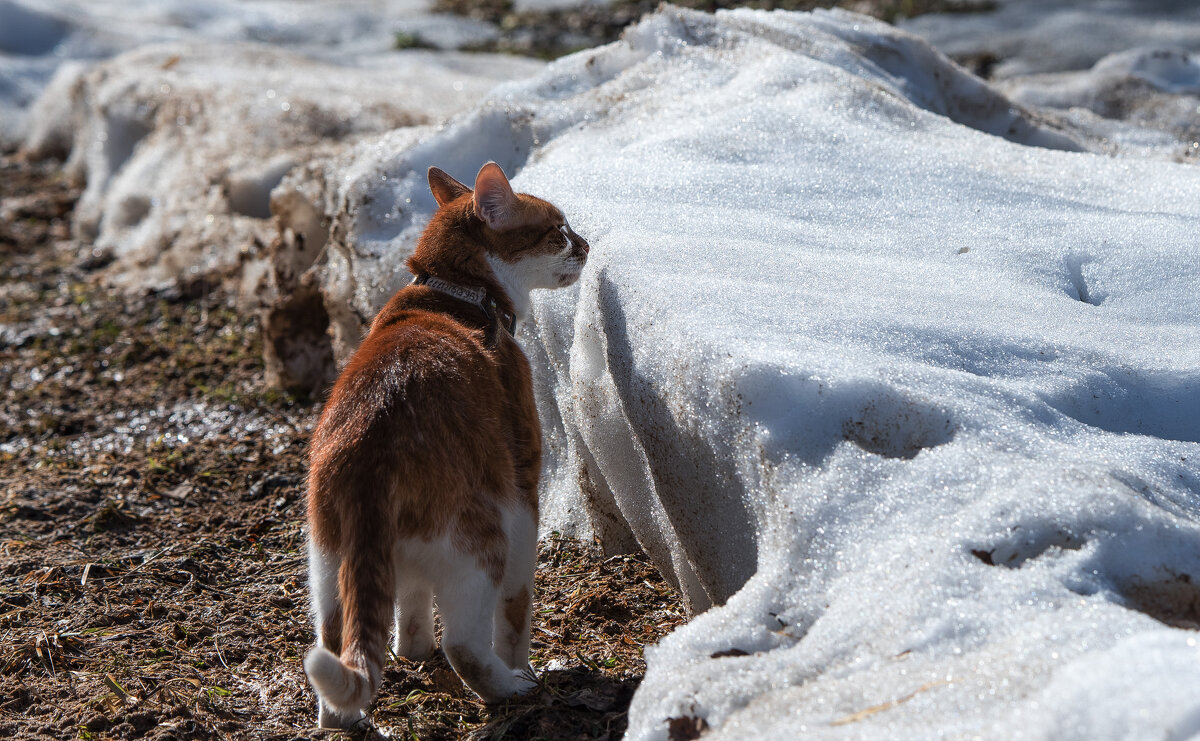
[317,702,365,730]
[509,668,538,697]
[393,629,436,661]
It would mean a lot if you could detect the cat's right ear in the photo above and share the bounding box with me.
[428,167,471,207]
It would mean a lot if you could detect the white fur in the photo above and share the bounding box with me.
[487,248,583,321]
[307,541,341,645]
[390,503,539,701]
[304,648,369,728]
[494,504,537,670]
[306,542,368,729]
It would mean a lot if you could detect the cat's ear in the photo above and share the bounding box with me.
[428,166,471,207]
[473,162,521,231]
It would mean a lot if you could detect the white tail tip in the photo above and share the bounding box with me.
[304,646,372,714]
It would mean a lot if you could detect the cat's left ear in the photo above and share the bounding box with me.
[428,166,471,207]
[473,162,521,231]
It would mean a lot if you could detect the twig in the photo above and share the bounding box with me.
[214,636,230,670]
[113,545,177,585]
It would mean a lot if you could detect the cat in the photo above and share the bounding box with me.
[302,162,589,729]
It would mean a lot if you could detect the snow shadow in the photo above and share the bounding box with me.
[594,274,759,609]
[971,512,1200,631]
[1045,370,1200,444]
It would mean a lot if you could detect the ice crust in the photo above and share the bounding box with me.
[291,7,1198,738]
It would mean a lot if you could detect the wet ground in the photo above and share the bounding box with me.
[0,153,685,739]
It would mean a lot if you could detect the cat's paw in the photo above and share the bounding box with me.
[394,634,436,661]
[477,668,537,703]
[317,702,366,730]
[509,667,538,696]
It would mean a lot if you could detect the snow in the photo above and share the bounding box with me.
[12,0,1200,739]
[902,0,1200,79]
[287,7,1198,738]
[0,0,503,149]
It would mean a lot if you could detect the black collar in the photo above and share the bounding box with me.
[411,273,517,336]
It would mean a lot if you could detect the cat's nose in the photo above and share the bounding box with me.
[577,236,590,254]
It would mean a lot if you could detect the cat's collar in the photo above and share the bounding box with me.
[411,273,517,336]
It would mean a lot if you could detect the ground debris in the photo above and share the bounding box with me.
[0,154,685,739]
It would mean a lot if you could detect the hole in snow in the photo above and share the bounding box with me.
[1044,370,1200,444]
[102,118,152,184]
[112,194,151,228]
[262,281,335,394]
[224,156,296,220]
[1063,254,1103,306]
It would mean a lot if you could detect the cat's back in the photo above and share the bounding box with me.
[310,303,507,478]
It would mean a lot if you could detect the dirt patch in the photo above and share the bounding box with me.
[0,154,685,739]
[431,0,996,59]
[1121,571,1200,632]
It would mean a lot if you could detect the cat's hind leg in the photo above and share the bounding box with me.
[493,503,536,671]
[434,539,537,703]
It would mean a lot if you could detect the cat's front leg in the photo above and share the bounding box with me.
[393,583,436,660]
[493,502,536,671]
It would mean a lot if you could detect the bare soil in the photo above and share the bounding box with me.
[429,0,995,59]
[0,153,685,740]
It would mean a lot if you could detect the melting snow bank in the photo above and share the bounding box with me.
[902,0,1200,160]
[903,0,1200,79]
[514,13,1200,738]
[20,41,541,291]
[287,6,1199,738]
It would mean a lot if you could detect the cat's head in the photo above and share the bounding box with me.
[426,162,589,293]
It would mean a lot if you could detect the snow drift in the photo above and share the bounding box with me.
[266,7,1200,739]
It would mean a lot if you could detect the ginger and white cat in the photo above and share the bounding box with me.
[302,162,588,728]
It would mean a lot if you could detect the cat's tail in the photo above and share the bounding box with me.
[303,645,374,713]
[304,520,394,715]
